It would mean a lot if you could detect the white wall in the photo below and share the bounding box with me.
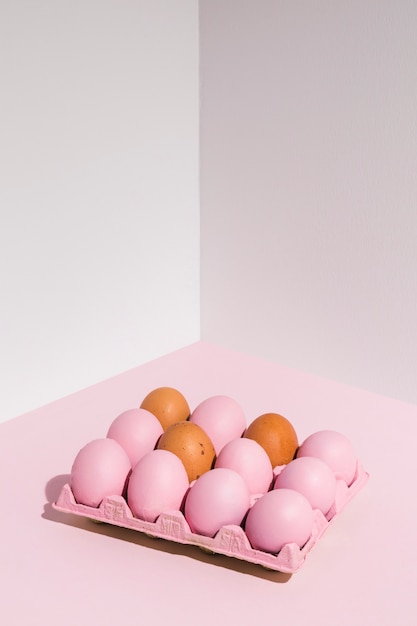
[200,0,417,404]
[0,1,200,421]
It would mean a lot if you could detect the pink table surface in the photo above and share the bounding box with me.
[1,341,416,626]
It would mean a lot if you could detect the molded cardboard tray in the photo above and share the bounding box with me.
[53,461,368,574]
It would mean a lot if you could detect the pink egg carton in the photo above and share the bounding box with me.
[53,461,368,574]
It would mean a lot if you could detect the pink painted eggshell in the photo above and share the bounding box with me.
[297,430,357,486]
[127,449,189,522]
[189,395,246,454]
[70,438,131,508]
[245,488,314,554]
[215,437,273,495]
[107,408,163,467]
[184,467,250,537]
[274,456,337,514]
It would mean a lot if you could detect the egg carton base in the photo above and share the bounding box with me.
[52,462,368,574]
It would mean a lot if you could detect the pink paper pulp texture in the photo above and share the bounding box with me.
[54,460,368,573]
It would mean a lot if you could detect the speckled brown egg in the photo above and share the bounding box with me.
[156,421,216,482]
[244,413,298,468]
[140,387,190,431]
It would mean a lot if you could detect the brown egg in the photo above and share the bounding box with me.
[244,413,298,468]
[140,387,190,431]
[156,421,216,482]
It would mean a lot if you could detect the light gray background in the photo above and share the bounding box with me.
[0,1,199,421]
[200,0,417,404]
[2,1,416,422]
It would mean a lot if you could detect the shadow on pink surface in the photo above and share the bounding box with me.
[42,474,292,583]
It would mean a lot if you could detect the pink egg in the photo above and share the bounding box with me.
[184,468,250,537]
[215,437,273,495]
[245,488,314,554]
[189,395,246,455]
[70,438,131,508]
[127,449,189,522]
[274,456,336,514]
[107,408,164,467]
[297,430,357,486]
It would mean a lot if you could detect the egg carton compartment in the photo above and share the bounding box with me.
[53,461,368,574]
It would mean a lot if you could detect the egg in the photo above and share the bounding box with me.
[140,387,190,431]
[245,488,314,554]
[215,437,273,495]
[189,395,246,455]
[297,430,357,486]
[106,408,164,467]
[244,413,298,468]
[156,421,216,482]
[274,456,337,515]
[70,438,131,507]
[127,449,190,522]
[184,468,250,537]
